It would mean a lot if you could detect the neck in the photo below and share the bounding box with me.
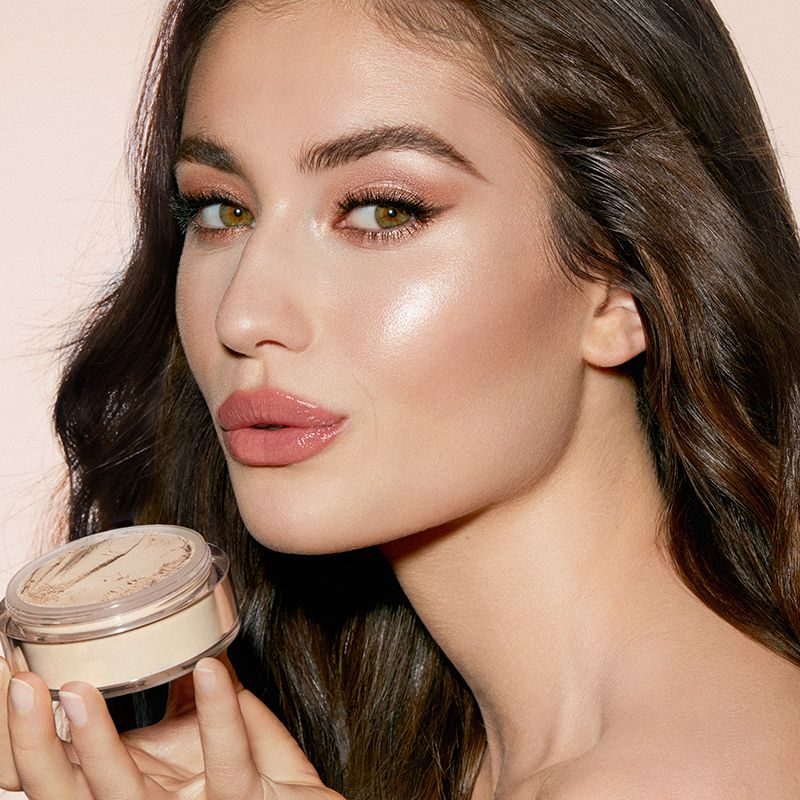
[381,373,690,796]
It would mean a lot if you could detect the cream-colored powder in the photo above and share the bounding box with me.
[10,575,239,695]
[18,532,193,606]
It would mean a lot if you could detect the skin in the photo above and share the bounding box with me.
[175,5,596,556]
[3,2,800,799]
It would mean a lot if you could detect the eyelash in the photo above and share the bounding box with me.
[336,187,438,242]
[170,191,244,239]
[170,188,439,243]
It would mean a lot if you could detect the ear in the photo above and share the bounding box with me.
[582,284,646,368]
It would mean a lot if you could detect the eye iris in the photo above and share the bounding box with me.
[219,204,251,227]
[375,205,410,229]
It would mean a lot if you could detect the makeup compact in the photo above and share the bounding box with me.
[0,525,239,698]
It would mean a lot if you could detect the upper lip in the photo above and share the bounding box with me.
[218,387,346,431]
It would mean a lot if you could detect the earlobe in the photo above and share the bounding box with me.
[582,285,646,368]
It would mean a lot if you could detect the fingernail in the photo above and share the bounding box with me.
[194,663,216,694]
[59,691,89,727]
[9,678,34,715]
[53,700,73,743]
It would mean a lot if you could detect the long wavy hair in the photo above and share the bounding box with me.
[54,1,800,798]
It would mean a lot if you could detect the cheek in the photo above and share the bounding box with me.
[335,236,583,412]
[329,231,588,514]
[175,252,226,389]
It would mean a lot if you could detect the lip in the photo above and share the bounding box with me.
[218,388,347,467]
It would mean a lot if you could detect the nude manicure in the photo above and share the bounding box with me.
[194,662,217,694]
[59,691,89,727]
[9,678,34,715]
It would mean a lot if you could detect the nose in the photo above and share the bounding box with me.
[214,227,314,357]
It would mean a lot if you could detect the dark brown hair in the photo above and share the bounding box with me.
[54,1,800,797]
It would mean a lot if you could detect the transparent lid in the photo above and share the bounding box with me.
[2,525,217,642]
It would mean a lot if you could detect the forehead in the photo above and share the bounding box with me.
[182,0,538,176]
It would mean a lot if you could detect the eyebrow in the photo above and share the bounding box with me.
[297,124,484,179]
[174,124,485,180]
[174,136,246,176]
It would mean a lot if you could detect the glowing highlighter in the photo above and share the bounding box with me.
[0,525,239,698]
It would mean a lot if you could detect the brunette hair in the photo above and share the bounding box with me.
[54,1,800,797]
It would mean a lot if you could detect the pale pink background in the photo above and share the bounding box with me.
[0,0,797,624]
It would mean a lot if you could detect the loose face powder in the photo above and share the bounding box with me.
[19,531,194,606]
[0,525,239,698]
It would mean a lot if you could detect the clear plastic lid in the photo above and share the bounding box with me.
[2,525,218,642]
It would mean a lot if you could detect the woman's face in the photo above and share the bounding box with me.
[176,1,594,553]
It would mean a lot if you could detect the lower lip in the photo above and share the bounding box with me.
[222,421,346,466]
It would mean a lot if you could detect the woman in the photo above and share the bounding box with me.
[2,0,799,797]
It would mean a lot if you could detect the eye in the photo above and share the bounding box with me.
[171,190,255,236]
[344,204,414,231]
[336,189,438,242]
[197,202,254,229]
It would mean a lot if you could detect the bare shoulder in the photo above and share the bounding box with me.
[534,761,712,800]
[536,740,800,800]
[533,638,800,800]
[535,692,800,800]
[537,758,798,800]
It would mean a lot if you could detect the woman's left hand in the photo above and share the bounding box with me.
[5,656,346,799]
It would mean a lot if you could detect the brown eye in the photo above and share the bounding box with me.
[198,202,254,229]
[346,204,413,230]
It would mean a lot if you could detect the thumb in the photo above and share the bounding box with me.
[237,690,322,785]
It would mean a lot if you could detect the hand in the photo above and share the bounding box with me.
[0,655,346,799]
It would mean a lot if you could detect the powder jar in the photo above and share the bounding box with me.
[0,525,240,698]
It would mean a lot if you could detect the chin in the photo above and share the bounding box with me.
[231,485,383,556]
[222,449,510,558]
[243,523,359,556]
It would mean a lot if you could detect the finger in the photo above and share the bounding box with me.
[59,681,153,800]
[237,689,321,785]
[0,657,21,790]
[193,658,263,799]
[7,672,82,798]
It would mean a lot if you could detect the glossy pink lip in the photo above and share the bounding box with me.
[218,388,347,467]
